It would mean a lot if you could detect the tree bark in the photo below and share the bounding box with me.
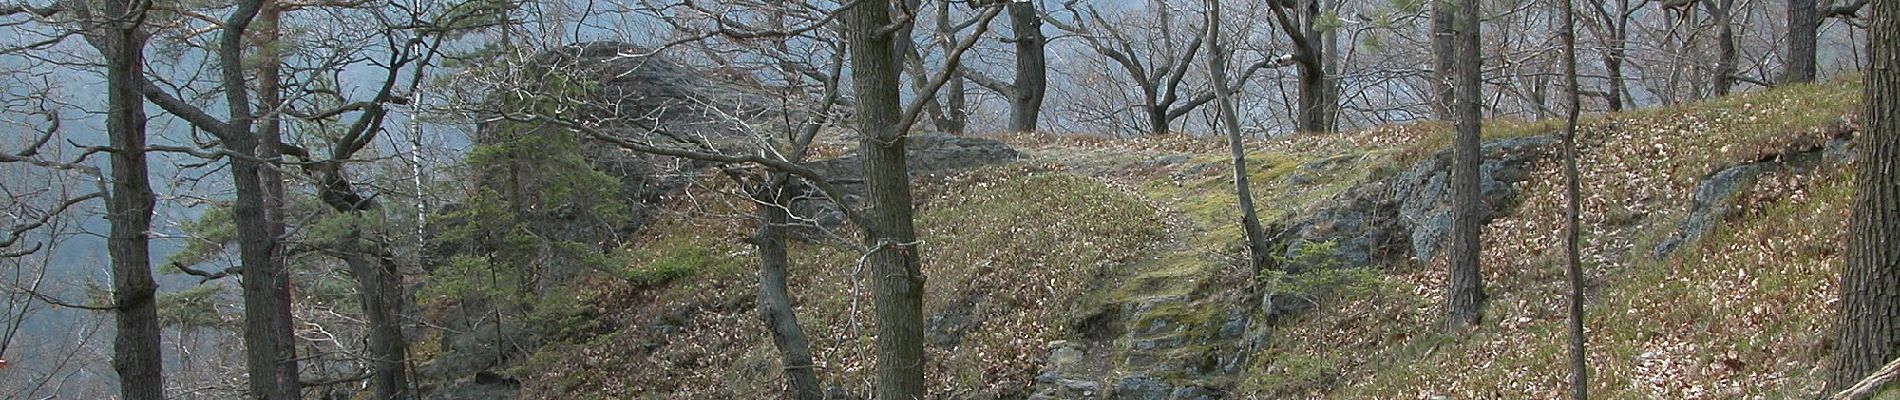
[932,0,966,135]
[95,1,165,398]
[303,157,411,400]
[1580,0,1626,110]
[1264,0,1337,133]
[1006,1,1045,133]
[751,180,823,400]
[846,1,928,398]
[1560,0,1590,397]
[1432,1,1457,121]
[1207,0,1271,274]
[338,228,410,400]
[1706,0,1736,96]
[1834,356,1900,400]
[1447,0,1488,331]
[218,1,300,397]
[1828,0,1900,392]
[1788,0,1819,83]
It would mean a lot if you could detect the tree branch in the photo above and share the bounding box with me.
[1834,356,1900,400]
[496,113,869,228]
[897,4,1003,134]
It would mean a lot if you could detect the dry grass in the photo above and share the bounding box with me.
[1240,79,1862,398]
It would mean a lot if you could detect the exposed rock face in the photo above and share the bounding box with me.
[481,41,782,236]
[1652,137,1851,258]
[1390,135,1561,263]
[1281,135,1561,272]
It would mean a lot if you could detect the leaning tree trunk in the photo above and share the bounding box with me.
[1447,0,1488,331]
[309,161,412,400]
[1828,0,1900,392]
[96,1,165,398]
[1206,0,1272,274]
[846,0,929,398]
[1007,0,1046,133]
[751,180,823,400]
[1788,0,1819,83]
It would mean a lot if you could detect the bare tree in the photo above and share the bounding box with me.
[1045,0,1211,136]
[962,0,1048,133]
[1431,0,1456,119]
[1263,0,1339,133]
[91,2,166,398]
[1205,0,1271,274]
[1560,0,1589,397]
[1582,0,1649,111]
[1704,0,1735,96]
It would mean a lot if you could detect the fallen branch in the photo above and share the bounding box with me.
[1834,356,1900,400]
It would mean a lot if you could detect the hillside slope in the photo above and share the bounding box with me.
[439,79,1864,399]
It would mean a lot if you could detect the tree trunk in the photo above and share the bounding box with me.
[1296,61,1337,133]
[310,162,411,400]
[846,1,928,398]
[933,0,966,135]
[1707,0,1736,96]
[1560,0,1590,397]
[752,180,823,400]
[97,1,165,398]
[232,146,299,400]
[1147,96,1170,136]
[1007,1,1046,133]
[1432,1,1457,121]
[339,232,410,400]
[232,151,299,400]
[1603,39,1626,111]
[1828,0,1900,391]
[1788,0,1819,83]
[1447,0,1488,331]
[218,1,299,397]
[1296,0,1337,133]
[1206,0,1272,274]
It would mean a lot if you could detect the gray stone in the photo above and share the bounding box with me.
[1112,376,1175,400]
[1276,135,1559,272]
[1651,162,1770,258]
[1651,141,1835,258]
[1391,135,1560,263]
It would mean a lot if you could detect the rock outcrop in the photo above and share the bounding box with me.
[1281,135,1561,272]
[1652,137,1853,258]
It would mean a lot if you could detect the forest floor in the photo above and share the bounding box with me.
[478,78,1865,399]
